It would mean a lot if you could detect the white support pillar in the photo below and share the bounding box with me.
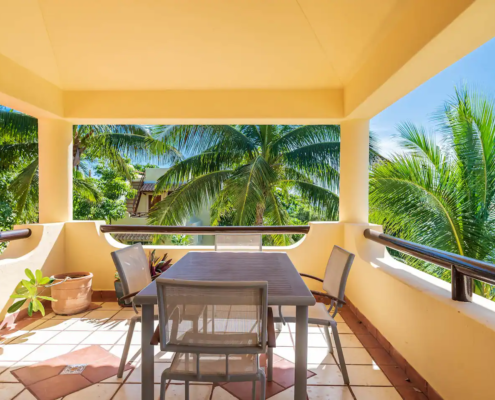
[339,119,369,223]
[38,119,73,223]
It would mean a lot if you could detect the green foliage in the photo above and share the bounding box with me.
[73,163,136,223]
[170,234,193,246]
[149,125,377,246]
[370,87,495,300]
[8,269,56,317]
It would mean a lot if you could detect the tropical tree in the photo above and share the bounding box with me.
[0,109,180,221]
[148,125,378,245]
[370,87,495,299]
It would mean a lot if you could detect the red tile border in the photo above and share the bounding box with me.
[341,298,443,400]
[91,290,117,302]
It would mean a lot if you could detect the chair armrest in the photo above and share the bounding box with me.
[299,273,324,283]
[267,307,276,348]
[310,290,346,305]
[150,326,160,345]
[119,291,140,302]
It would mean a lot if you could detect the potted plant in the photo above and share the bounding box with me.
[9,269,57,317]
[114,250,172,306]
[9,269,93,316]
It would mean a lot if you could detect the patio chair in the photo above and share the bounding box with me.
[153,279,270,400]
[111,244,205,378]
[214,233,262,252]
[270,245,355,385]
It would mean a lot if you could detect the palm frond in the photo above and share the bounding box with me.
[148,171,232,226]
[0,143,38,168]
[271,125,340,153]
[226,157,276,225]
[288,180,339,220]
[0,110,37,141]
[9,158,39,220]
[152,125,256,156]
[73,176,101,202]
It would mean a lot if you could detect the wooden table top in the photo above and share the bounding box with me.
[134,252,315,306]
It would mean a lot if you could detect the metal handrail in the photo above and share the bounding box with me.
[364,228,495,302]
[0,229,32,243]
[101,225,310,235]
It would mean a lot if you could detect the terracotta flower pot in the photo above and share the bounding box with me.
[50,272,93,315]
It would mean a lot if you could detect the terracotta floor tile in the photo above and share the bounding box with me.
[12,361,66,387]
[395,386,429,400]
[82,353,132,383]
[46,331,91,345]
[99,302,123,310]
[113,383,161,400]
[340,348,374,365]
[347,365,392,386]
[84,310,119,320]
[127,362,171,383]
[65,320,104,331]
[274,333,293,347]
[269,358,315,388]
[10,330,59,345]
[28,373,91,400]
[380,365,415,388]
[33,319,77,331]
[307,365,345,385]
[97,320,133,332]
[211,386,238,399]
[22,345,76,362]
[0,344,39,361]
[13,389,38,400]
[111,310,138,320]
[338,334,364,348]
[0,382,24,399]
[81,331,125,345]
[164,384,212,400]
[222,380,285,400]
[335,323,353,334]
[308,386,354,400]
[352,386,402,400]
[63,383,120,400]
[366,348,397,367]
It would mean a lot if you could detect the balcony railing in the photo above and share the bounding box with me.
[364,229,495,302]
[100,225,310,235]
[0,229,31,243]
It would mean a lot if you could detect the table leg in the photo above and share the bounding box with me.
[141,304,155,400]
[294,306,308,400]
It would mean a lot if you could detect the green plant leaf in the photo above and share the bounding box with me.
[32,299,38,312]
[39,277,50,285]
[37,296,57,302]
[7,299,26,314]
[35,299,45,316]
[10,294,28,299]
[27,301,33,317]
[35,270,43,284]
[21,280,33,290]
[25,269,35,281]
[15,286,29,295]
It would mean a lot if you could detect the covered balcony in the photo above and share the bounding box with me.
[2,1,495,399]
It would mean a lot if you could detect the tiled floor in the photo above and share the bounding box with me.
[0,302,409,400]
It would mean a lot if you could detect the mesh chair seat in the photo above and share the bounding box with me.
[179,331,260,347]
[170,353,258,376]
[272,303,335,326]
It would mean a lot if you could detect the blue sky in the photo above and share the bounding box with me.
[371,37,495,156]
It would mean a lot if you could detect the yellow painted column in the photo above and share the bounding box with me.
[38,119,73,223]
[339,119,369,223]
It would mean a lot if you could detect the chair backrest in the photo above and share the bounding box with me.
[156,278,268,354]
[214,234,262,252]
[322,246,355,302]
[111,243,151,299]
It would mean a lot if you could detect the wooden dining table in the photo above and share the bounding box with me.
[133,251,316,400]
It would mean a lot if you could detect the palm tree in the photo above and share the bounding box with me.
[148,125,379,245]
[0,109,180,221]
[370,87,495,298]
